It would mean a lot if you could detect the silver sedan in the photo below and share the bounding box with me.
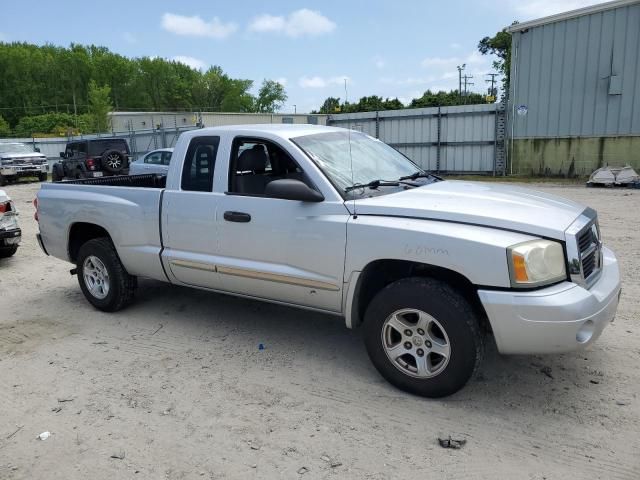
[129,148,173,176]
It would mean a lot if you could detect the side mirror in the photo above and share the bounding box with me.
[34,147,41,153]
[59,152,66,158]
[264,179,324,202]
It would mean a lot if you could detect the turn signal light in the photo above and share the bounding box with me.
[33,197,38,222]
[0,201,10,214]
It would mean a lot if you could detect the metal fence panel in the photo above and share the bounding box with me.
[328,104,504,173]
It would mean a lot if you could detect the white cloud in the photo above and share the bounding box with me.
[248,9,336,37]
[449,42,461,49]
[161,13,237,39]
[172,55,207,70]
[507,0,605,18]
[123,32,136,44]
[373,55,386,69]
[274,77,288,86]
[298,75,350,88]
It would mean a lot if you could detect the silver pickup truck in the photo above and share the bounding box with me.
[35,125,621,397]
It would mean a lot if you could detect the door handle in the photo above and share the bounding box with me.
[223,211,251,223]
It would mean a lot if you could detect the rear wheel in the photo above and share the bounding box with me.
[0,175,6,186]
[38,172,48,182]
[363,277,484,398]
[77,237,136,312]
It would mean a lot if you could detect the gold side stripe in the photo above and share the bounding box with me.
[217,266,339,291]
[170,259,338,291]
[170,259,216,272]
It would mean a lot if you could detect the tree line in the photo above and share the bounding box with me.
[0,42,287,136]
[0,28,511,136]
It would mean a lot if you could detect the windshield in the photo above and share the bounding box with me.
[0,143,36,155]
[292,131,422,196]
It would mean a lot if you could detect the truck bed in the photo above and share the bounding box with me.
[57,173,167,188]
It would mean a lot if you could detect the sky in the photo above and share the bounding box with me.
[0,0,609,113]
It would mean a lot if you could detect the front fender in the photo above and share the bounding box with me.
[344,216,538,288]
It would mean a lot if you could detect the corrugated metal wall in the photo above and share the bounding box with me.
[509,1,640,138]
[328,104,505,173]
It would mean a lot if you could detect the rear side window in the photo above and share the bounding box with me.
[144,152,163,164]
[181,137,220,192]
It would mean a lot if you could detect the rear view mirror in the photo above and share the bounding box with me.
[59,152,66,158]
[264,179,324,202]
[34,147,41,152]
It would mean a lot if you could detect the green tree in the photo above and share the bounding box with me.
[317,97,341,114]
[254,79,287,113]
[478,23,516,94]
[87,80,112,132]
[0,115,10,137]
[409,89,486,108]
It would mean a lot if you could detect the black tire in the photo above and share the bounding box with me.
[77,237,136,312]
[39,172,48,182]
[75,169,84,180]
[0,247,18,258]
[51,164,63,182]
[0,175,6,187]
[363,277,484,398]
[101,150,127,173]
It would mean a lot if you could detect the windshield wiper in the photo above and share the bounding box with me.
[345,179,420,192]
[399,171,442,181]
[345,179,400,192]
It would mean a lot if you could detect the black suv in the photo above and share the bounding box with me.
[53,138,131,181]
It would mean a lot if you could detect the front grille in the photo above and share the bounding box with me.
[577,221,601,284]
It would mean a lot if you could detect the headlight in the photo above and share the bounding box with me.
[507,239,566,288]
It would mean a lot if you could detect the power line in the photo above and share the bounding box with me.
[485,73,499,101]
[462,74,474,104]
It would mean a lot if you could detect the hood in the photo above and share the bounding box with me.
[1,152,47,162]
[350,180,586,240]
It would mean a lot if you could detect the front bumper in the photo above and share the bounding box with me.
[0,227,21,249]
[478,247,621,354]
[1,164,48,177]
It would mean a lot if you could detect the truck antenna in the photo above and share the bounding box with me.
[344,77,357,219]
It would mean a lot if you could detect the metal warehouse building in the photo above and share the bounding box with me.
[508,0,640,175]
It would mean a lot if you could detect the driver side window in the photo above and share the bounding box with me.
[228,137,311,196]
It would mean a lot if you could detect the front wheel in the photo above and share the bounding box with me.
[77,237,136,312]
[0,246,18,258]
[363,277,484,398]
[39,172,48,182]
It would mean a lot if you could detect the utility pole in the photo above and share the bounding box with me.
[457,64,466,101]
[293,104,297,114]
[485,73,499,102]
[462,74,474,104]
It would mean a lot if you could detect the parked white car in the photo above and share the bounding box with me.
[129,148,173,176]
[0,189,20,258]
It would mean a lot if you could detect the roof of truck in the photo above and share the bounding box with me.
[196,123,348,139]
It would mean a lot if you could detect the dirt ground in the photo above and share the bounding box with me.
[0,180,638,480]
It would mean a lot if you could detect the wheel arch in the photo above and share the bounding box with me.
[347,259,490,332]
[68,222,112,263]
